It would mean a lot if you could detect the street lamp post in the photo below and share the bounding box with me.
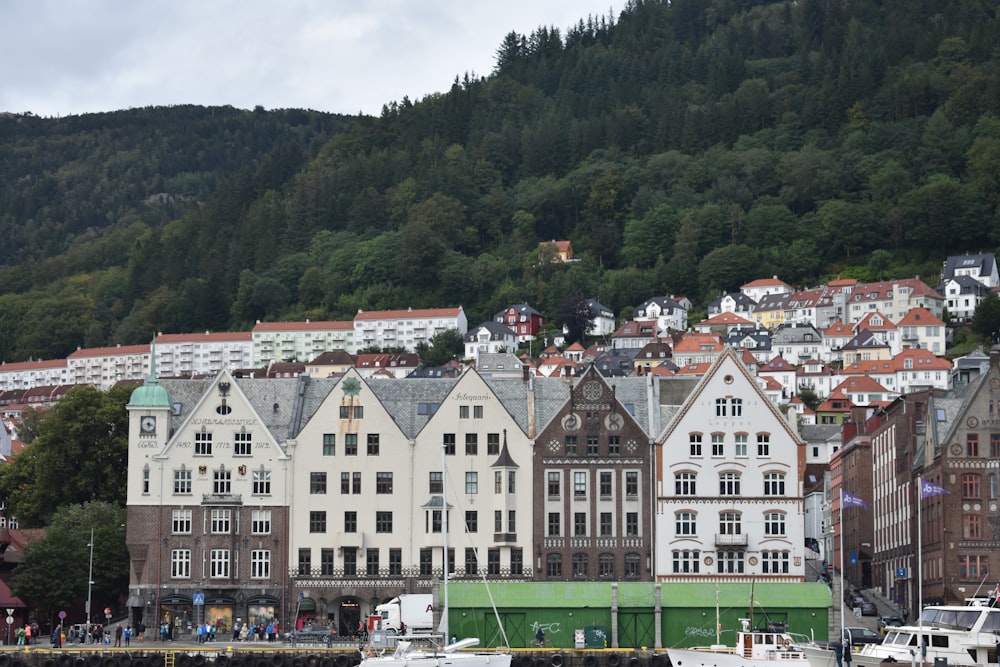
[86,528,94,644]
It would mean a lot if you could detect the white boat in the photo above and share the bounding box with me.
[358,443,512,667]
[667,618,812,667]
[360,635,512,667]
[801,600,1000,667]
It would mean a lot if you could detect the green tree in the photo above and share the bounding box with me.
[698,244,761,297]
[419,329,466,367]
[972,293,1000,344]
[10,501,129,627]
[554,295,597,344]
[0,385,131,526]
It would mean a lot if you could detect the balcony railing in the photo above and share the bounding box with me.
[715,533,749,546]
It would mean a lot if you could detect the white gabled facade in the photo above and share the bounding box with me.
[655,347,806,582]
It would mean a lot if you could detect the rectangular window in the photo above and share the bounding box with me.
[574,471,587,497]
[574,512,587,536]
[608,435,620,456]
[712,433,724,457]
[419,548,433,576]
[992,434,1000,458]
[443,433,456,455]
[494,510,502,533]
[963,514,982,539]
[376,472,393,494]
[600,471,612,497]
[720,472,741,495]
[487,433,500,455]
[345,433,358,456]
[762,551,789,574]
[310,471,327,494]
[376,511,392,533]
[625,512,638,536]
[211,509,231,534]
[967,433,979,457]
[341,472,350,494]
[731,398,743,416]
[675,473,696,495]
[298,549,311,575]
[957,554,989,579]
[586,436,599,456]
[625,471,638,497]
[508,470,516,493]
[764,473,785,496]
[195,431,213,455]
[343,548,357,576]
[429,472,443,493]
[465,471,478,494]
[963,474,981,499]
[717,550,745,574]
[344,511,357,533]
[757,433,771,457]
[465,433,478,455]
[352,472,361,494]
[495,470,502,493]
[430,510,443,533]
[210,549,230,578]
[252,469,271,495]
[689,434,702,457]
[565,435,578,456]
[172,509,192,534]
[214,469,231,494]
[367,549,380,575]
[720,512,742,534]
[171,549,191,578]
[473,405,484,419]
[675,512,696,536]
[353,405,363,419]
[465,548,478,575]
[322,433,336,455]
[511,548,524,575]
[234,431,252,456]
[547,472,560,498]
[600,512,612,536]
[672,550,701,574]
[251,550,270,579]
[488,548,500,575]
[548,512,561,537]
[764,512,786,536]
[734,433,748,457]
[252,509,271,535]
[459,405,469,419]
[309,511,327,533]
[715,398,727,416]
[465,510,477,533]
[508,510,516,533]
[321,548,334,576]
[367,433,380,455]
[389,549,402,576]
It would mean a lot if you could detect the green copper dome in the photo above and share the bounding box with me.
[127,342,173,408]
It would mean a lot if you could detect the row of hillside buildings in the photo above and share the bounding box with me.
[122,332,1000,640]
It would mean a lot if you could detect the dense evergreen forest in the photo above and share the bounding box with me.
[2,0,1000,363]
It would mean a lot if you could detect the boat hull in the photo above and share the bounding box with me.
[667,647,812,667]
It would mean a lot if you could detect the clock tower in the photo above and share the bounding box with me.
[126,346,174,504]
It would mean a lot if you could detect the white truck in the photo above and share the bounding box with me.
[374,594,433,634]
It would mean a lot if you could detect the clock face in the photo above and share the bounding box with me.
[140,416,156,433]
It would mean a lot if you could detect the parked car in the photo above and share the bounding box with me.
[285,625,336,643]
[861,601,878,616]
[844,627,881,648]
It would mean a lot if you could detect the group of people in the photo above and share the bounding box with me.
[231,620,280,642]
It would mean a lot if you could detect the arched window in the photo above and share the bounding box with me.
[546,553,562,578]
[572,553,589,578]
[599,553,615,578]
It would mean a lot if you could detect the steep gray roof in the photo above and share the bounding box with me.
[366,377,458,439]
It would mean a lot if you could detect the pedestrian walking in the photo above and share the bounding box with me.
[124,626,132,647]
[535,627,545,648]
[114,624,123,647]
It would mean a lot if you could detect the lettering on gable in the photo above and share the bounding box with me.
[451,392,492,402]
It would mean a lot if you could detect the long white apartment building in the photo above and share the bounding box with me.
[252,320,355,366]
[353,307,467,352]
[154,331,254,378]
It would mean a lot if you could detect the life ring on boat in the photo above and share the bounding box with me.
[550,654,563,667]
[583,655,597,667]
[607,654,621,667]
[783,638,792,649]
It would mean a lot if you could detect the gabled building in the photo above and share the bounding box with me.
[937,274,989,322]
[354,353,420,379]
[795,359,837,398]
[534,366,654,581]
[772,323,823,365]
[611,320,658,350]
[896,307,946,354]
[539,240,575,263]
[740,276,794,303]
[831,375,898,407]
[757,355,796,400]
[706,292,757,317]
[814,390,854,425]
[632,340,673,374]
[494,304,545,343]
[304,350,355,378]
[854,312,900,356]
[694,312,756,337]
[821,321,854,363]
[464,321,518,363]
[841,329,892,364]
[752,292,791,331]
[634,296,688,332]
[942,252,1000,289]
[724,326,773,364]
[655,347,806,582]
[671,333,725,367]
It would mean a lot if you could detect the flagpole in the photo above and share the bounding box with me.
[916,475,923,665]
[838,488,845,644]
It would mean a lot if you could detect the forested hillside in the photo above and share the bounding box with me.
[2,0,1000,362]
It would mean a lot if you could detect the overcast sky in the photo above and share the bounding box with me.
[1,1,618,118]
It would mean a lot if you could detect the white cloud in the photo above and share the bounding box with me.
[0,0,617,117]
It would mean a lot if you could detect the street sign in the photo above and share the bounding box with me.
[5,609,12,616]
[58,611,66,619]
[895,567,907,580]
[5,616,13,626]
[104,607,112,616]
[193,593,205,606]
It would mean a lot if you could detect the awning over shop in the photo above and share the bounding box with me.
[297,597,316,612]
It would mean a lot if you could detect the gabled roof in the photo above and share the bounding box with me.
[612,320,657,338]
[816,389,854,412]
[672,332,724,354]
[635,296,684,312]
[759,355,795,373]
[494,303,542,319]
[755,292,791,310]
[308,350,355,365]
[464,321,517,341]
[741,277,793,290]
[833,374,891,394]
[896,307,945,327]
[699,312,755,327]
[842,329,889,351]
[855,312,896,332]
[823,321,853,337]
[943,253,997,278]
